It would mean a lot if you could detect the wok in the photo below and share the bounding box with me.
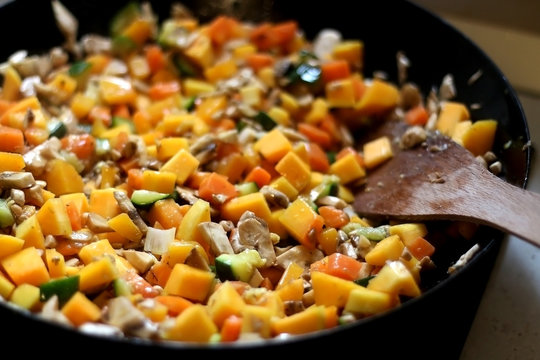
[0,0,531,358]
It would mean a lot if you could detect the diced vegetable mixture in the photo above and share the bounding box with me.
[0,1,500,344]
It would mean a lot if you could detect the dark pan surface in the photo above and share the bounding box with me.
[0,1,531,358]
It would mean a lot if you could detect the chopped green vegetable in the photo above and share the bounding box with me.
[111,116,135,132]
[172,53,198,77]
[68,61,92,77]
[95,138,111,156]
[236,182,259,196]
[47,120,67,139]
[113,278,132,297]
[253,111,277,131]
[110,1,140,36]
[0,199,15,228]
[345,224,390,242]
[182,96,196,111]
[112,35,137,56]
[39,275,79,304]
[215,249,265,283]
[131,189,171,207]
[354,275,376,287]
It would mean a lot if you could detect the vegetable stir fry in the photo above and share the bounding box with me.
[0,1,500,344]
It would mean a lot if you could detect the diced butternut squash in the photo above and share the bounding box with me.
[166,241,198,266]
[2,66,21,101]
[363,136,393,169]
[61,291,102,326]
[160,149,200,185]
[332,40,363,68]
[436,101,470,136]
[241,305,273,338]
[1,247,50,286]
[89,189,122,219]
[10,283,40,310]
[176,199,211,252]
[45,248,66,278]
[254,128,292,164]
[78,256,118,293]
[204,59,238,83]
[326,78,356,108]
[270,176,299,201]
[221,192,272,223]
[451,120,472,146]
[78,239,117,265]
[207,281,246,328]
[165,304,217,342]
[365,235,405,266]
[164,263,215,302]
[275,278,304,301]
[60,193,90,216]
[279,198,323,249]
[182,79,216,97]
[318,227,338,255]
[185,35,214,69]
[367,260,421,298]
[329,152,366,184]
[99,76,136,105]
[147,199,185,229]
[355,79,399,115]
[141,169,176,194]
[44,159,84,196]
[275,151,311,191]
[15,214,45,249]
[0,272,15,299]
[36,198,72,237]
[344,287,393,315]
[0,234,24,259]
[156,137,189,161]
[461,119,498,156]
[389,223,428,247]
[108,213,143,242]
[0,152,25,172]
[276,261,305,289]
[272,305,326,335]
[304,98,328,124]
[311,271,364,308]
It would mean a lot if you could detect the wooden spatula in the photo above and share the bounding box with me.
[353,120,540,248]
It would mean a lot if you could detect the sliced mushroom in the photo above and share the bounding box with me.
[184,247,211,272]
[51,0,79,56]
[248,268,264,287]
[315,195,347,209]
[122,250,157,274]
[237,211,276,267]
[23,137,62,177]
[260,186,289,208]
[114,191,148,236]
[198,221,234,256]
[0,171,36,189]
[275,245,324,270]
[84,212,114,233]
[104,296,158,339]
[40,295,71,326]
[175,186,199,205]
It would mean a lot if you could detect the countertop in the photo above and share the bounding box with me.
[408,2,540,358]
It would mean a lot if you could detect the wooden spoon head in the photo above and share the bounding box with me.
[353,121,485,222]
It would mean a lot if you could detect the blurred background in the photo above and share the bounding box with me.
[412,1,540,359]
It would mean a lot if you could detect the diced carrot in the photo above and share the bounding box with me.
[207,16,241,46]
[321,60,351,84]
[271,21,298,47]
[297,122,332,149]
[306,142,330,172]
[198,172,238,204]
[122,270,160,298]
[65,201,82,231]
[148,81,181,100]
[319,113,341,143]
[145,45,166,73]
[220,314,243,342]
[245,166,272,188]
[127,168,144,190]
[0,99,13,117]
[216,118,236,131]
[0,126,24,153]
[250,23,275,51]
[311,252,363,281]
[61,133,96,160]
[112,104,131,119]
[406,236,435,260]
[324,305,339,329]
[245,53,275,72]
[24,127,48,146]
[318,206,349,229]
[186,171,211,189]
[156,295,194,316]
[133,110,152,134]
[405,105,429,126]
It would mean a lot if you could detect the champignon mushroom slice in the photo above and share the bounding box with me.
[104,297,158,339]
[216,129,238,143]
[0,171,36,189]
[338,241,358,259]
[260,186,289,208]
[237,211,276,267]
[23,137,62,176]
[40,295,71,326]
[315,195,347,209]
[229,228,249,253]
[51,0,79,56]
[175,186,199,205]
[113,191,148,235]
[275,245,324,270]
[80,34,112,55]
[283,300,305,316]
[198,222,234,256]
[84,212,113,233]
[248,268,264,288]
[184,247,211,272]
[122,250,157,274]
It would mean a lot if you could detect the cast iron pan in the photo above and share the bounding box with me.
[0,0,531,358]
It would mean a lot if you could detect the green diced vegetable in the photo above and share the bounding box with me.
[39,275,79,304]
[235,182,259,196]
[253,111,277,131]
[112,35,137,56]
[47,120,67,139]
[95,138,111,156]
[68,61,92,77]
[309,175,340,202]
[215,249,265,283]
[131,189,170,207]
[172,53,198,77]
[344,224,390,242]
[113,278,132,297]
[182,96,196,111]
[354,275,375,287]
[111,116,135,132]
[0,199,15,228]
